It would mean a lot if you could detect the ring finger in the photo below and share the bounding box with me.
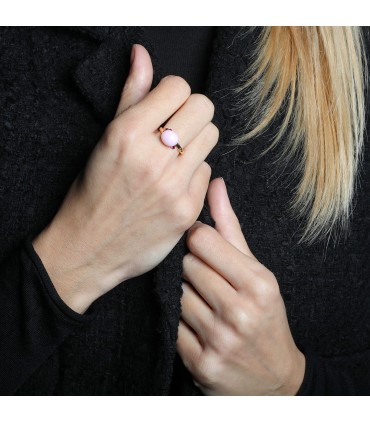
[156,93,215,165]
[181,281,215,345]
[174,122,219,184]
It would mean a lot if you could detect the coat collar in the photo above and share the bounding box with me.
[69,27,163,123]
[69,26,253,393]
[69,26,249,124]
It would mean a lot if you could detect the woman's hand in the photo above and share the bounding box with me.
[33,44,219,313]
[177,177,306,395]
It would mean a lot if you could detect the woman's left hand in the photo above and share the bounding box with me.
[177,177,306,395]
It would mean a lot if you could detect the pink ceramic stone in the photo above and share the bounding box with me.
[160,128,178,147]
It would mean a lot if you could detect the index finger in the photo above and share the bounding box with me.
[116,75,191,131]
[186,223,261,291]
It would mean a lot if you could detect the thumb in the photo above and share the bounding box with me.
[207,177,256,259]
[115,44,154,117]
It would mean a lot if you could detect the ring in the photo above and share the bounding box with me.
[158,127,184,155]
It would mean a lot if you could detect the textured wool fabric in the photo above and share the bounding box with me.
[0,27,370,395]
[143,26,216,93]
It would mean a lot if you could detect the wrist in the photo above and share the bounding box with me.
[279,349,306,395]
[32,224,104,314]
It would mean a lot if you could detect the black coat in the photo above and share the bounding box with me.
[1,27,370,395]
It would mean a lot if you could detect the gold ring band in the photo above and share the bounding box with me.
[158,127,184,155]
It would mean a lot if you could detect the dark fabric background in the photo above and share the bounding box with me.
[0,27,369,395]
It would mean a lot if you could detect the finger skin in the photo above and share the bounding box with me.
[186,223,261,291]
[180,282,214,345]
[116,75,191,132]
[177,319,203,373]
[161,93,215,151]
[176,122,219,184]
[115,44,154,117]
[114,78,217,171]
[207,177,255,258]
[187,161,212,219]
[182,253,237,315]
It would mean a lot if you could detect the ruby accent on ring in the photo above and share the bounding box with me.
[160,128,179,148]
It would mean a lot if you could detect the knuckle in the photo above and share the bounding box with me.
[187,224,212,250]
[209,122,220,139]
[249,264,280,305]
[216,330,241,358]
[192,93,215,116]
[120,114,141,138]
[200,161,212,176]
[181,348,202,377]
[219,295,237,319]
[179,210,196,230]
[249,261,269,281]
[171,198,195,229]
[203,122,219,140]
[159,182,179,204]
[183,252,197,268]
[203,123,219,149]
[163,75,191,97]
[255,277,281,308]
[195,353,222,388]
[104,120,136,155]
[194,125,219,162]
[228,306,252,335]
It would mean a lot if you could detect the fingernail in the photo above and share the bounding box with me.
[130,44,136,65]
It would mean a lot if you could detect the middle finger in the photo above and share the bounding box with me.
[156,93,215,165]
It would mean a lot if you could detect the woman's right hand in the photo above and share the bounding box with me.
[32,44,219,314]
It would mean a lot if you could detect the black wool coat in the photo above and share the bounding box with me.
[0,27,370,395]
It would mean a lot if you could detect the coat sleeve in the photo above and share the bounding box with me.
[296,343,370,395]
[0,237,97,395]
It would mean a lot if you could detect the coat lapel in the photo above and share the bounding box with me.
[149,27,257,394]
[69,26,167,124]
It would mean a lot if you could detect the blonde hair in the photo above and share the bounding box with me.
[227,27,368,245]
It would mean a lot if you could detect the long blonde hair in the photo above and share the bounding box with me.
[228,27,368,245]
